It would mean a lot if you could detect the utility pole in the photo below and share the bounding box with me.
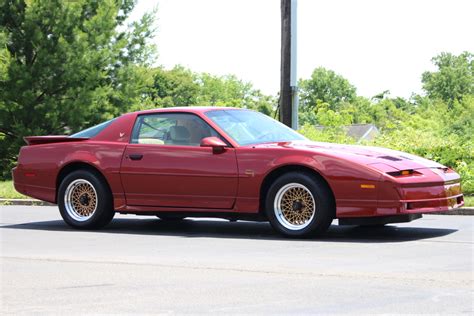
[279,0,298,129]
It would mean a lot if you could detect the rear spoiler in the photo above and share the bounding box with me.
[24,136,89,145]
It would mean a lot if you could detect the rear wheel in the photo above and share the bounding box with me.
[265,172,334,238]
[58,170,114,229]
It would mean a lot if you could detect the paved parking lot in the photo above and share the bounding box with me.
[1,206,473,314]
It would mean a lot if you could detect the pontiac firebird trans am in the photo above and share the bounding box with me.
[12,107,464,237]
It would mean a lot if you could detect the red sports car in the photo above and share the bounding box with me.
[12,107,464,237]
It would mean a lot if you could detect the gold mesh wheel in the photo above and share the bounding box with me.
[64,179,98,222]
[274,183,316,230]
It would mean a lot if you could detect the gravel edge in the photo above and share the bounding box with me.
[0,198,56,206]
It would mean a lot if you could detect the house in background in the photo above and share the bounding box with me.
[344,124,380,142]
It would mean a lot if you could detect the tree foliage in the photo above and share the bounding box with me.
[299,67,357,110]
[0,2,471,197]
[299,52,474,194]
[142,66,275,114]
[422,52,473,105]
[147,66,199,108]
[0,0,156,178]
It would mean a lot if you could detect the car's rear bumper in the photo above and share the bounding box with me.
[11,167,24,195]
[11,166,56,203]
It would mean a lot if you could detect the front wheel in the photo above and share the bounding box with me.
[265,172,334,238]
[58,170,114,229]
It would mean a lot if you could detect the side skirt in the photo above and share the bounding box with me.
[117,211,268,222]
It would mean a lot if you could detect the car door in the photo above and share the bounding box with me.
[120,112,238,209]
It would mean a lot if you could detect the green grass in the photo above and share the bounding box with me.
[464,196,474,207]
[0,180,472,206]
[0,181,27,199]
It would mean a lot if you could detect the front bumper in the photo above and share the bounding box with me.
[400,194,464,213]
[372,164,465,215]
[397,180,463,213]
[338,178,464,218]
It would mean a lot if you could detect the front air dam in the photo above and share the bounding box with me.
[338,214,422,226]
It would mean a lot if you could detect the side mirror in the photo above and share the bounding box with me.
[200,137,227,154]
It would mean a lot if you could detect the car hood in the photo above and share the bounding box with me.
[251,140,445,171]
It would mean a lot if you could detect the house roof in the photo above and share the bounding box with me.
[315,123,380,142]
[344,124,379,141]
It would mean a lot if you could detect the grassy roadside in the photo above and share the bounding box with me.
[0,181,26,199]
[465,196,473,207]
[0,180,473,206]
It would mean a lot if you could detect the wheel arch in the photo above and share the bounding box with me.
[56,162,111,204]
[259,164,336,215]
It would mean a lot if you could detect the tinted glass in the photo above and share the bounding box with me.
[70,119,115,138]
[206,109,306,145]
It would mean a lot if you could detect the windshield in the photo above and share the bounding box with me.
[70,119,115,138]
[206,109,306,145]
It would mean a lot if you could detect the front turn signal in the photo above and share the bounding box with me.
[387,169,421,177]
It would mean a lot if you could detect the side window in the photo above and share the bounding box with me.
[131,113,222,146]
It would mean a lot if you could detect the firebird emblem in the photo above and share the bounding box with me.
[119,133,125,138]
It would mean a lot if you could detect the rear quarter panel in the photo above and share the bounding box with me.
[13,113,136,207]
[14,142,128,206]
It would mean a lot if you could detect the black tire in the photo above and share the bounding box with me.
[265,172,335,238]
[156,215,186,221]
[58,170,114,229]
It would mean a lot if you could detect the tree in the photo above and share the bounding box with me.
[196,73,254,107]
[299,67,357,110]
[148,66,199,108]
[0,0,156,178]
[195,73,275,113]
[422,52,473,105]
[143,68,276,114]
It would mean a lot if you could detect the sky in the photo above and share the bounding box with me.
[129,0,474,99]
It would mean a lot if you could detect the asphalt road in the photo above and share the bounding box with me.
[1,206,473,314]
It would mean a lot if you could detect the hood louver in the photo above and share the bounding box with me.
[378,155,403,161]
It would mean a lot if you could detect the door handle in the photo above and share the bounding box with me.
[128,154,143,161]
